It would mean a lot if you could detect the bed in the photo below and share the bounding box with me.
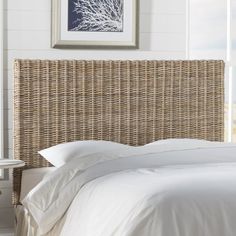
[13,59,231,236]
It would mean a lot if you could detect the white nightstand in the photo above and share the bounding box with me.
[0,160,25,236]
[0,160,25,169]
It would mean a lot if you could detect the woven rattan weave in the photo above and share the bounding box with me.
[13,59,224,205]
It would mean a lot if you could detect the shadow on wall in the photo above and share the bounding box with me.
[3,0,9,161]
[139,0,152,51]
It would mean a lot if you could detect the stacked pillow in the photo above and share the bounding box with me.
[39,140,133,167]
[39,139,213,167]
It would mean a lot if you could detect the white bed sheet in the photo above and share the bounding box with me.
[15,205,65,236]
[20,167,56,201]
[17,167,58,236]
[22,142,236,236]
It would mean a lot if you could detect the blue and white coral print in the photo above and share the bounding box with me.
[68,0,124,32]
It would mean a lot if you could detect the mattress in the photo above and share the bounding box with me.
[20,167,56,201]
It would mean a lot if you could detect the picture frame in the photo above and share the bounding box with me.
[51,0,139,49]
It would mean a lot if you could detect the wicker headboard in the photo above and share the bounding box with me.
[13,59,224,205]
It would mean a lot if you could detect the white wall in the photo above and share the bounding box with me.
[4,0,187,158]
[0,0,4,180]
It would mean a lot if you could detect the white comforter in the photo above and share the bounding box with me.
[23,142,236,236]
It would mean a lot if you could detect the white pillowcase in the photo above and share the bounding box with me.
[146,138,211,146]
[38,140,132,167]
[39,139,215,168]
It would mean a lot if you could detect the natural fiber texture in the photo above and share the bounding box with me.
[13,60,224,205]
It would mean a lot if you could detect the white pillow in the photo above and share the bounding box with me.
[141,138,220,155]
[38,140,131,167]
[145,138,211,146]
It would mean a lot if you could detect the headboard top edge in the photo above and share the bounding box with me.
[14,59,225,63]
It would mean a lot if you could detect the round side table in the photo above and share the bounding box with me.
[0,159,25,169]
[0,159,25,196]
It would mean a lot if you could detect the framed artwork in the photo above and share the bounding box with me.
[51,0,139,49]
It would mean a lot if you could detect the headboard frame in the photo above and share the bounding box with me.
[13,59,224,205]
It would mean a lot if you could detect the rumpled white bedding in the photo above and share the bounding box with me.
[22,142,236,236]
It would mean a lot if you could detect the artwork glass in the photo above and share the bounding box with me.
[68,0,124,32]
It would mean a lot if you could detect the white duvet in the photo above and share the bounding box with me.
[23,141,236,236]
